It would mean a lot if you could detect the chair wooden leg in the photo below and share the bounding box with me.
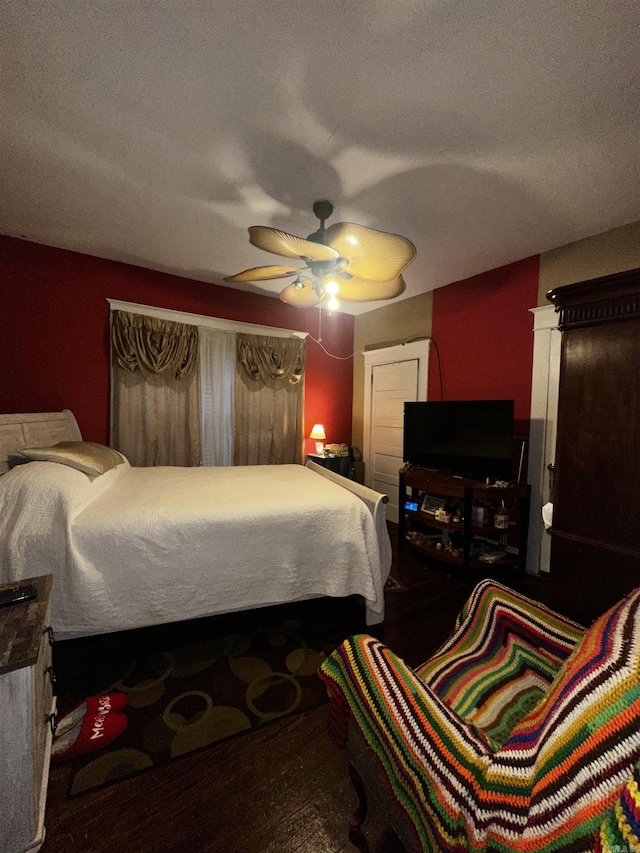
[348,761,371,853]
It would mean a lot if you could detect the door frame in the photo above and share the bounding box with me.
[362,340,431,490]
[526,304,561,575]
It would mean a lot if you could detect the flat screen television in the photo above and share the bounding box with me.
[403,399,515,481]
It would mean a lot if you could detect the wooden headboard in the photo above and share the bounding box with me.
[0,410,82,475]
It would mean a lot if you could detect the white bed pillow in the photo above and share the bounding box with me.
[19,441,126,476]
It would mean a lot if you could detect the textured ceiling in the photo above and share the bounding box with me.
[2,0,639,314]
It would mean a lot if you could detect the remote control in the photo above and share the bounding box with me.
[0,584,38,608]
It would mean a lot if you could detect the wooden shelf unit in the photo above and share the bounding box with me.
[398,467,531,576]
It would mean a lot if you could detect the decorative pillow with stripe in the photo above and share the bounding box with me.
[20,441,126,476]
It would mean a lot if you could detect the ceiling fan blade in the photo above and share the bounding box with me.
[325,222,416,282]
[279,279,322,308]
[249,226,339,262]
[223,265,299,283]
[336,274,407,303]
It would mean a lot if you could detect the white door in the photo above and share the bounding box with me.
[363,340,430,524]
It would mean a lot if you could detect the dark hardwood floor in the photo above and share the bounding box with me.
[41,525,550,853]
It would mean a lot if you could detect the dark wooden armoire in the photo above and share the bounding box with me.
[546,267,640,623]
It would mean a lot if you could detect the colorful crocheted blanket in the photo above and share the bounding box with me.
[319,579,640,852]
[595,758,640,852]
[416,581,584,750]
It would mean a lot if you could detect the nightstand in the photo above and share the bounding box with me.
[306,453,356,480]
[0,575,56,853]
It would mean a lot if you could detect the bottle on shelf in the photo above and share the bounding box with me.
[494,503,509,529]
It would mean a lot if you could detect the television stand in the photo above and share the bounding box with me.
[398,466,530,578]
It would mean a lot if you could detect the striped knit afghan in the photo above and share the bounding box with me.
[593,758,640,851]
[319,579,640,852]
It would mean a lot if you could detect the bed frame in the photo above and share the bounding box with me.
[0,411,392,636]
[0,410,82,475]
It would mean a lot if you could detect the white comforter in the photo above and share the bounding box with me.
[0,460,390,639]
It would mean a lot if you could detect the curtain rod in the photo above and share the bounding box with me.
[107,299,308,339]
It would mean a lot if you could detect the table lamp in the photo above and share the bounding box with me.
[309,424,326,455]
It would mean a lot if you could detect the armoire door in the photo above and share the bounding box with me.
[547,268,640,623]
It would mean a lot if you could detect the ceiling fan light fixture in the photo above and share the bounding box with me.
[280,277,322,307]
[312,278,326,299]
[325,280,339,296]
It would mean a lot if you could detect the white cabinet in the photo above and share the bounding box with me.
[0,575,55,853]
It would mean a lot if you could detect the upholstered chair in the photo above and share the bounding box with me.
[319,579,640,852]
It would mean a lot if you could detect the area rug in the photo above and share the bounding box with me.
[53,596,367,797]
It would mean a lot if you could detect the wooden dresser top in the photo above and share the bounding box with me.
[0,575,52,675]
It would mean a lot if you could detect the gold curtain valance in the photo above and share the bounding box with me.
[237,333,306,385]
[111,310,199,380]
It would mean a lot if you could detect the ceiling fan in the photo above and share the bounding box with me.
[223,200,417,310]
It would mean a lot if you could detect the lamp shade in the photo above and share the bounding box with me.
[309,424,326,440]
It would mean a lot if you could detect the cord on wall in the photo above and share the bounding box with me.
[307,335,356,360]
[307,331,443,397]
[430,338,443,400]
[404,336,443,400]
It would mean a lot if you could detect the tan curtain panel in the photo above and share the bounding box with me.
[111,310,199,379]
[110,310,201,466]
[234,334,305,466]
[111,363,201,466]
[237,333,305,385]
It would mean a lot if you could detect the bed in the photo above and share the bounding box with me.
[0,411,391,640]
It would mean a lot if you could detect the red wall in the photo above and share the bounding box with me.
[0,236,355,454]
[428,255,540,441]
[1,236,541,464]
